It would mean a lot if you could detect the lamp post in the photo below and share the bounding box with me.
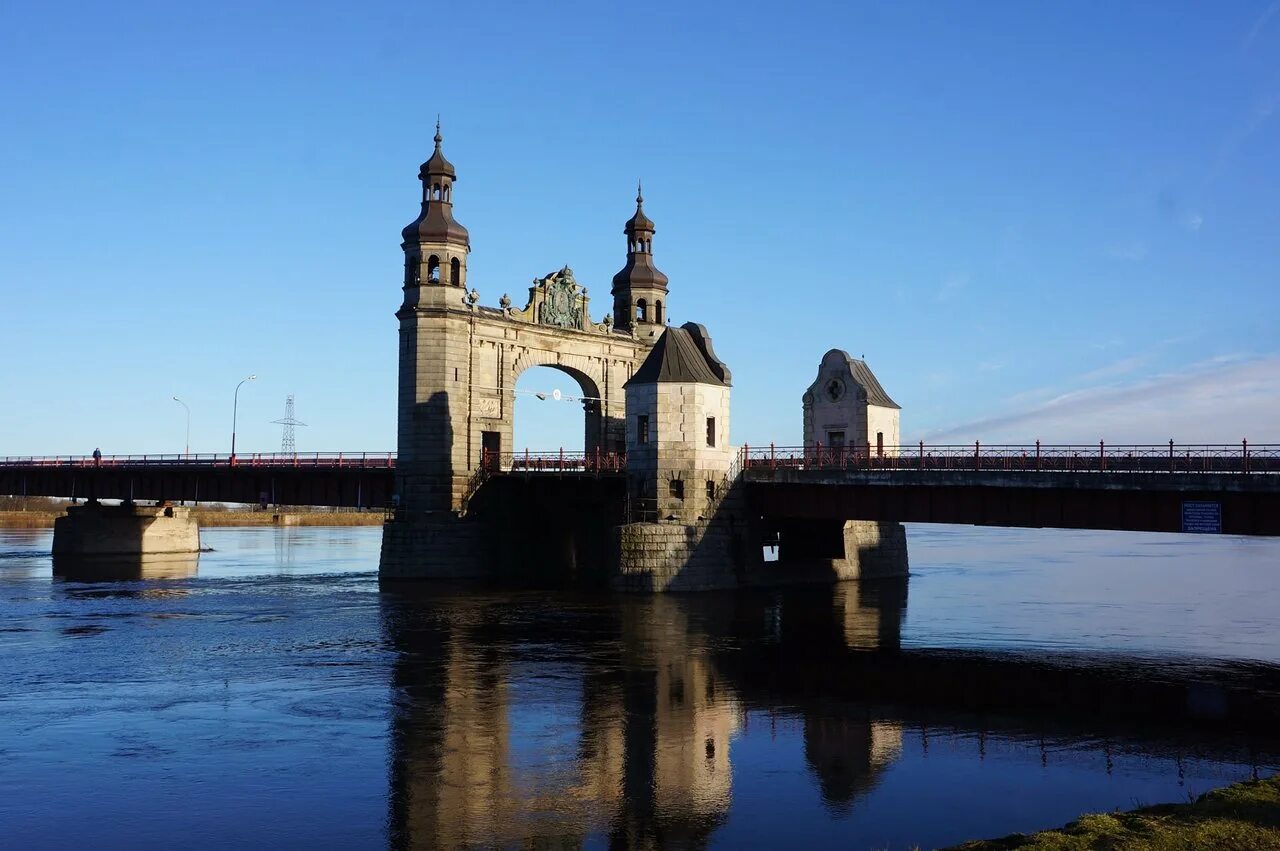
[172,396,190,457]
[230,375,257,461]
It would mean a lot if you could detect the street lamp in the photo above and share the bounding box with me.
[230,375,257,460]
[172,396,190,457]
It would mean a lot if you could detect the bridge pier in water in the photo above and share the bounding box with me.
[765,519,909,584]
[51,502,201,557]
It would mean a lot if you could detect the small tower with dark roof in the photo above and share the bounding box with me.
[611,183,669,343]
[803,350,901,456]
[624,323,733,523]
[401,121,470,301]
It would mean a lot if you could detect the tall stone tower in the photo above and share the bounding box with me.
[394,124,474,515]
[611,184,669,344]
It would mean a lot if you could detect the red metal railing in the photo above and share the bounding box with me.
[0,452,396,469]
[481,448,626,475]
[739,442,1280,474]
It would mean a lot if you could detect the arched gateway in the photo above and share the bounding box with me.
[382,128,679,579]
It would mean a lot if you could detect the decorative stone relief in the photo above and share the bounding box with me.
[506,265,612,334]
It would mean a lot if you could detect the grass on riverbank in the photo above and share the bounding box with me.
[950,775,1280,850]
[0,509,385,528]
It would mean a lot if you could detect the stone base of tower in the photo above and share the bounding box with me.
[614,516,759,592]
[378,515,494,580]
[763,519,909,585]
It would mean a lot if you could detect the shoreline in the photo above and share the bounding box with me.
[948,775,1280,849]
[0,510,385,529]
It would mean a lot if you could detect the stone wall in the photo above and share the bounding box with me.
[866,405,901,453]
[379,515,493,579]
[625,381,732,521]
[615,517,750,592]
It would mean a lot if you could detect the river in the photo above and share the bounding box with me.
[0,524,1277,849]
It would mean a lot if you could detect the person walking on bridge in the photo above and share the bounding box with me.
[92,447,101,467]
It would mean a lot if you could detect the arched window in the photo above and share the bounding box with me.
[654,300,663,324]
[450,257,461,286]
[443,184,451,202]
[636,298,648,322]
[427,255,440,283]
[432,184,441,201]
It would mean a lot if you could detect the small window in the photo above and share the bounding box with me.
[637,415,649,445]
[669,479,684,500]
[876,431,884,456]
[828,431,845,448]
[450,257,461,286]
[636,298,648,322]
[706,416,716,447]
[427,255,440,283]
[705,480,716,502]
[655,300,664,324]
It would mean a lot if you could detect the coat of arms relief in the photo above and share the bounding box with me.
[504,265,613,334]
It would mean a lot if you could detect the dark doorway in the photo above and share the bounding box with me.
[481,431,501,470]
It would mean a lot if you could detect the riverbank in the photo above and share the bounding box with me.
[950,775,1280,849]
[0,509,385,528]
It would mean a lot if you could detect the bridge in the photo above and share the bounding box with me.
[5,443,1278,536]
[740,442,1280,538]
[0,452,397,509]
[8,136,1278,587]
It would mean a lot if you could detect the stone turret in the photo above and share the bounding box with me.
[401,121,470,307]
[611,183,669,344]
[623,323,732,523]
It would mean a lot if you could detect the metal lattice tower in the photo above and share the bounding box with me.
[271,395,307,453]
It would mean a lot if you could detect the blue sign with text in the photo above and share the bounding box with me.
[1182,501,1222,534]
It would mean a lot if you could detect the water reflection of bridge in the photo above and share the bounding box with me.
[379,582,1280,847]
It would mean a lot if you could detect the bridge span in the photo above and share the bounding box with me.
[741,443,1280,537]
[0,452,397,509]
[4,443,1277,537]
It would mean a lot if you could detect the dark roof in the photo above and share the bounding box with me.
[847,355,899,409]
[625,326,728,387]
[625,184,655,233]
[402,205,470,244]
[682,322,732,386]
[419,126,456,179]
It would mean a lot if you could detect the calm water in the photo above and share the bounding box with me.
[1,524,1278,849]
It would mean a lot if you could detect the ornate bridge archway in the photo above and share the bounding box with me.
[389,131,668,515]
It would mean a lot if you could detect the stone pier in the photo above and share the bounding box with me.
[52,503,201,556]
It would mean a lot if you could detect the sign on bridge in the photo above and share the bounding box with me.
[1181,501,1222,534]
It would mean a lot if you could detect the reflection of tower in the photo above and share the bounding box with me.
[383,592,740,848]
[613,598,739,846]
[833,577,908,651]
[270,395,306,453]
[803,715,903,813]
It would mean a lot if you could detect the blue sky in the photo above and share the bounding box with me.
[2,1,1278,456]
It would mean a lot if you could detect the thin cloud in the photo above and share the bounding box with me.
[935,273,970,303]
[1107,240,1148,261]
[1245,1,1280,49]
[1075,354,1152,383]
[921,355,1280,444]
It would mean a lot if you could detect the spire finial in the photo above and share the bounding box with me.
[636,179,643,206]
[434,116,442,146]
